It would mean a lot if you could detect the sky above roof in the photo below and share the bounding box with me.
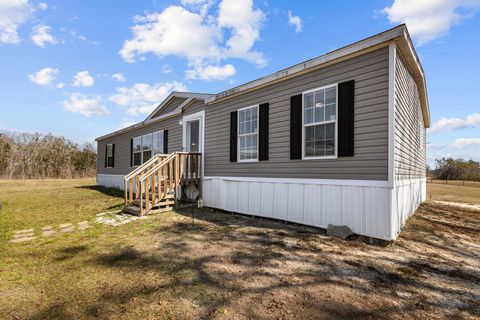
[0,0,479,166]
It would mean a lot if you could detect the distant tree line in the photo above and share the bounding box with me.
[428,158,480,181]
[0,132,96,179]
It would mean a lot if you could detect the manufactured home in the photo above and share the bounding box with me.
[96,24,429,240]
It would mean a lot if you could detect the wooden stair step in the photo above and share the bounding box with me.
[133,198,175,208]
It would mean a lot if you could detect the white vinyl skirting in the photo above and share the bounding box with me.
[97,174,426,240]
[202,176,426,240]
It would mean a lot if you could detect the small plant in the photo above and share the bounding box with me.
[216,307,226,314]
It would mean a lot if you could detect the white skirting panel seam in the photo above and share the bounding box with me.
[203,177,392,240]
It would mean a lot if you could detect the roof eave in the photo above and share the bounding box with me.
[205,24,406,104]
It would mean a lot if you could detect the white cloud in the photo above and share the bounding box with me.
[0,0,34,43]
[162,64,173,74]
[288,10,302,33]
[62,93,110,117]
[120,0,265,79]
[31,24,57,47]
[217,0,265,64]
[382,0,480,45]
[28,67,58,85]
[72,71,95,87]
[430,112,480,132]
[38,2,47,10]
[181,0,214,16]
[112,72,126,82]
[69,30,99,45]
[56,82,64,89]
[109,81,188,116]
[186,63,236,80]
[452,138,480,149]
[426,142,445,150]
[120,6,221,63]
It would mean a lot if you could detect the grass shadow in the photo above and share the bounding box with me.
[75,185,123,199]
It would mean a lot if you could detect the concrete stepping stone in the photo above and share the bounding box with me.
[42,230,57,237]
[59,223,75,233]
[78,221,90,230]
[10,236,37,243]
[13,232,35,239]
[14,228,34,234]
[42,226,54,231]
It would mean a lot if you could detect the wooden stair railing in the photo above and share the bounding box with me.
[124,152,202,216]
[124,153,168,207]
[138,152,176,215]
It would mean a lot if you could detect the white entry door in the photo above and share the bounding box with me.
[182,110,204,154]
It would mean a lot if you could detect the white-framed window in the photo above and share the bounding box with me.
[142,133,153,163]
[153,130,164,155]
[106,144,114,168]
[302,84,337,159]
[238,105,259,162]
[133,136,142,166]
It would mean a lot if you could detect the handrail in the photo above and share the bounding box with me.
[124,151,202,215]
[124,153,166,180]
[139,152,176,182]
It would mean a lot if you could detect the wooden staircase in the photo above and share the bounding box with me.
[123,152,202,216]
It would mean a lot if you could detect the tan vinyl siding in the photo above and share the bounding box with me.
[97,100,204,175]
[204,47,390,180]
[394,52,426,181]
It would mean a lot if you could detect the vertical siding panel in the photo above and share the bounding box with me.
[273,183,289,221]
[303,185,322,227]
[260,183,275,218]
[248,183,262,215]
[237,181,250,214]
[227,181,239,212]
[287,184,304,224]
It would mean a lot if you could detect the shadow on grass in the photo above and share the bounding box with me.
[29,203,480,319]
[55,245,88,261]
[75,185,124,199]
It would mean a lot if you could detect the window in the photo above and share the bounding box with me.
[142,133,152,162]
[133,136,142,166]
[153,131,164,155]
[238,105,258,161]
[106,144,114,168]
[132,131,165,166]
[303,85,337,158]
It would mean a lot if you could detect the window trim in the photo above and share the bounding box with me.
[152,130,165,155]
[237,104,259,163]
[301,83,338,160]
[106,143,114,168]
[132,136,142,168]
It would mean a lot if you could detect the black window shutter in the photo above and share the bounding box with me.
[230,111,238,162]
[130,139,133,167]
[104,145,107,167]
[259,103,269,161]
[112,144,115,168]
[338,80,355,157]
[163,130,168,154]
[290,94,302,159]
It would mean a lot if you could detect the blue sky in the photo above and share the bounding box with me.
[0,0,479,166]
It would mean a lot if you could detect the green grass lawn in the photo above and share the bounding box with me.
[0,180,479,319]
